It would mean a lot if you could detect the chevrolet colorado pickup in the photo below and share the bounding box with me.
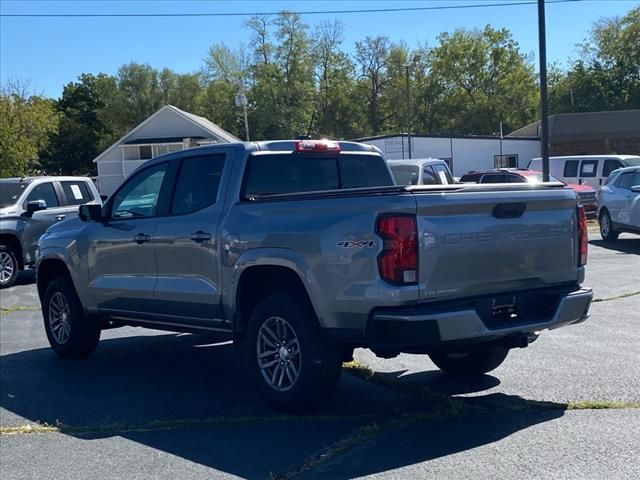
[36,140,593,411]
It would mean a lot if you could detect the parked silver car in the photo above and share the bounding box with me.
[597,166,640,241]
[0,176,101,287]
[389,158,454,186]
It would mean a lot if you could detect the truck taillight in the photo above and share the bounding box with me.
[577,205,588,266]
[376,215,418,285]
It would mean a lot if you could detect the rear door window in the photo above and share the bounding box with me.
[432,164,453,184]
[390,165,419,185]
[480,174,507,183]
[61,181,93,205]
[615,172,636,190]
[580,160,598,177]
[422,166,439,185]
[564,160,579,177]
[171,154,226,214]
[25,182,59,208]
[602,160,624,177]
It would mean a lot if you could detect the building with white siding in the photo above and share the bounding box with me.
[93,105,240,195]
[355,134,541,177]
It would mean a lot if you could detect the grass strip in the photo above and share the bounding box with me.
[567,400,640,410]
[0,306,41,315]
[0,414,372,436]
[592,291,640,303]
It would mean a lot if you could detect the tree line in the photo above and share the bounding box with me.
[1,7,638,177]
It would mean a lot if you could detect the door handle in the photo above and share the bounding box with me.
[55,215,66,221]
[190,231,212,243]
[134,233,151,244]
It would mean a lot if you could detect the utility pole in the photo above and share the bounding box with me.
[404,54,422,159]
[538,0,550,181]
[405,63,412,159]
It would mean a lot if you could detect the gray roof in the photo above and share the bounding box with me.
[93,105,240,163]
[508,110,640,140]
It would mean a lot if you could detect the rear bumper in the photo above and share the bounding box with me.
[367,286,593,350]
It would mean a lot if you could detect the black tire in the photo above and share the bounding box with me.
[246,293,342,412]
[43,276,100,358]
[429,346,509,376]
[599,209,619,242]
[0,244,19,289]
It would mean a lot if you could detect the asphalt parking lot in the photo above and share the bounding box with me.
[1,234,639,479]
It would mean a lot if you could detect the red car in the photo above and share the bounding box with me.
[459,169,598,217]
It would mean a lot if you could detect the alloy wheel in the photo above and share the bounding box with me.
[49,291,71,344]
[256,316,302,392]
[0,252,15,285]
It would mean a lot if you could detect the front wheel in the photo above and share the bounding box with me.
[43,276,101,357]
[599,209,619,242]
[246,293,342,412]
[429,347,509,376]
[0,245,19,289]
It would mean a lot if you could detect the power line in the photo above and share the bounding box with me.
[1,0,590,18]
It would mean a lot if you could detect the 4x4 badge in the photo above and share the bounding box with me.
[336,240,376,248]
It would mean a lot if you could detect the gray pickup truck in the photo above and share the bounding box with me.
[0,176,101,288]
[36,140,592,411]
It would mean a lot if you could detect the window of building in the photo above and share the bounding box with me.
[494,155,518,168]
[139,145,153,160]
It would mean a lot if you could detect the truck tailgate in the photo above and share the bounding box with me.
[413,187,579,300]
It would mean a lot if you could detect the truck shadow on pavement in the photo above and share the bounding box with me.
[589,238,640,254]
[0,332,566,479]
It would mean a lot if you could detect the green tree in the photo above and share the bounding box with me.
[309,20,359,138]
[354,36,391,135]
[0,81,58,177]
[428,26,538,134]
[550,6,639,113]
[40,74,112,175]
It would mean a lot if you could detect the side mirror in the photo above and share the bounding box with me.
[79,204,103,222]
[631,185,640,193]
[25,200,47,216]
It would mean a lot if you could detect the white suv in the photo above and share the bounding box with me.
[597,166,640,241]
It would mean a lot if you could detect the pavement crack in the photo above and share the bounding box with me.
[592,291,640,303]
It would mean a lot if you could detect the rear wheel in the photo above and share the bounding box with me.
[43,276,100,357]
[429,347,509,376]
[599,209,619,242]
[246,293,342,412]
[0,245,19,289]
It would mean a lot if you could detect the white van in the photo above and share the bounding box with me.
[528,155,640,191]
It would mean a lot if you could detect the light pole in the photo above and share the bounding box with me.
[235,88,250,141]
[404,54,422,159]
[537,0,550,181]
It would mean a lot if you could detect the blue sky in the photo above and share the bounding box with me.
[1,0,638,98]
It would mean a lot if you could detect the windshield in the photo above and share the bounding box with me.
[622,157,640,167]
[390,165,420,185]
[0,182,27,208]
